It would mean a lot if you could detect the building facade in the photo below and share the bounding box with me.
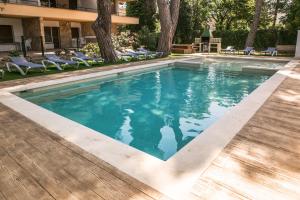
[0,0,139,51]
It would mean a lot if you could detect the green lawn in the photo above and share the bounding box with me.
[0,58,162,82]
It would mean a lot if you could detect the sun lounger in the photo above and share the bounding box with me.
[261,47,277,56]
[44,54,79,69]
[242,47,255,55]
[137,47,164,58]
[221,46,236,54]
[6,56,46,76]
[115,50,135,61]
[72,52,103,66]
[125,49,147,60]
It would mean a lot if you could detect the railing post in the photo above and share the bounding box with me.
[40,36,45,56]
[21,36,27,57]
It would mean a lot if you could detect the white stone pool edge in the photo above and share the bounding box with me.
[0,56,297,200]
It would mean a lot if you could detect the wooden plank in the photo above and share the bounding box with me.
[225,136,300,180]
[0,149,39,200]
[237,125,300,154]
[202,160,300,200]
[49,135,167,200]
[191,178,248,200]
[0,105,162,200]
[0,191,6,200]
[0,148,54,200]
[19,128,156,200]
[247,114,300,139]
[0,128,102,200]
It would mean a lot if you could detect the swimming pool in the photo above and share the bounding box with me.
[17,63,272,160]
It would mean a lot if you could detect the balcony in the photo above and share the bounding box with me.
[0,0,136,23]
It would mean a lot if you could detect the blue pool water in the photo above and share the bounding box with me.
[18,64,271,160]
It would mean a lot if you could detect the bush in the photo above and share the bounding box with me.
[80,43,100,57]
[213,29,297,50]
[112,31,138,50]
[8,50,21,57]
[137,26,159,51]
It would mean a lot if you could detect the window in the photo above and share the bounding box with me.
[71,28,79,39]
[44,27,52,43]
[40,0,56,7]
[0,25,14,43]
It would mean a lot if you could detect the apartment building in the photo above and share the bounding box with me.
[0,0,139,52]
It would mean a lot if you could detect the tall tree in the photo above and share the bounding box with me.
[126,0,158,32]
[92,0,118,63]
[245,0,264,47]
[271,0,280,28]
[210,0,252,31]
[157,0,181,56]
[282,0,299,31]
[175,0,193,43]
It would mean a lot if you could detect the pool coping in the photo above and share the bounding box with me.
[0,56,297,200]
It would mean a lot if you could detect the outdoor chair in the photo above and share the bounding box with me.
[221,46,236,54]
[72,52,103,67]
[6,56,46,76]
[137,47,164,58]
[261,47,278,56]
[44,54,79,69]
[242,47,255,55]
[115,50,134,61]
[125,49,147,60]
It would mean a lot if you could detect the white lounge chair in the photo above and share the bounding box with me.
[242,47,255,55]
[124,49,146,60]
[115,50,134,61]
[221,46,236,54]
[44,54,79,69]
[261,47,277,56]
[71,52,103,67]
[6,56,46,76]
[137,47,164,58]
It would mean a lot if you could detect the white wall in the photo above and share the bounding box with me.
[296,30,300,58]
[43,21,59,27]
[0,18,24,52]
[0,18,23,43]
[78,0,96,11]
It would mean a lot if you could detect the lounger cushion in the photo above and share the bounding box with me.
[46,55,77,65]
[10,57,44,68]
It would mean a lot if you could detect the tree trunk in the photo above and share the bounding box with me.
[145,0,157,15]
[157,0,181,56]
[92,0,118,63]
[245,0,264,48]
[272,0,280,29]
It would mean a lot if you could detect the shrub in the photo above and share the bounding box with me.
[213,29,297,50]
[80,43,100,57]
[137,26,159,51]
[112,31,138,50]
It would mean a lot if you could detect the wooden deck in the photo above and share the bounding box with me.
[0,59,299,200]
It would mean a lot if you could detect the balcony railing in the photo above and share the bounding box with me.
[0,0,126,16]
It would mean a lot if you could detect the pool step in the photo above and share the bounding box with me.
[22,82,102,104]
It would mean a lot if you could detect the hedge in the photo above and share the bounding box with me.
[213,29,297,50]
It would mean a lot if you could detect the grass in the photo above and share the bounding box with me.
[0,57,164,82]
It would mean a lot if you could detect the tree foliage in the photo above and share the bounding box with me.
[125,0,298,49]
[126,0,159,32]
[282,0,300,31]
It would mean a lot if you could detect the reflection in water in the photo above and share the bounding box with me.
[22,64,271,160]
